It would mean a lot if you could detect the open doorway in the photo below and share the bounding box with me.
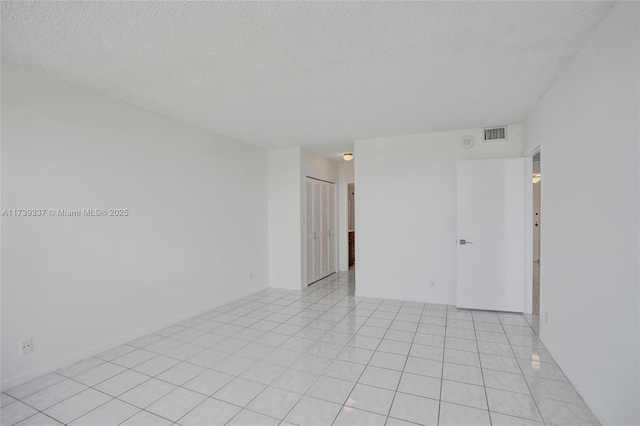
[347,183,355,269]
[531,152,541,331]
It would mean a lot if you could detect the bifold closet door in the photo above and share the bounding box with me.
[313,181,322,283]
[321,184,330,277]
[306,177,336,285]
[306,179,314,284]
[328,184,336,274]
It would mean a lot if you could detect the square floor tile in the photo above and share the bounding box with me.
[68,399,139,425]
[5,374,67,399]
[272,369,319,394]
[358,365,401,390]
[164,343,205,361]
[345,383,394,415]
[397,372,441,400]
[177,397,240,426]
[183,370,234,396]
[336,347,374,365]
[56,358,105,379]
[291,354,333,375]
[477,342,512,357]
[262,348,302,368]
[443,362,484,386]
[240,361,286,385]
[517,359,566,381]
[111,349,157,368]
[347,335,381,351]
[439,401,490,426]
[22,379,87,410]
[526,376,583,405]
[323,359,366,382]
[212,355,256,376]
[490,412,544,426]
[285,396,342,426]
[94,370,150,397]
[444,348,480,367]
[44,389,112,424]
[413,333,445,348]
[247,387,301,419]
[213,378,266,407]
[377,339,412,356]
[536,397,600,425]
[133,355,181,376]
[480,353,521,374]
[156,362,205,386]
[146,388,206,422]
[369,351,407,371]
[119,410,172,426]
[486,387,542,422]
[13,412,63,426]
[332,406,387,426]
[118,378,177,408]
[186,349,228,369]
[1,393,16,408]
[226,409,280,426]
[484,369,530,395]
[441,379,487,410]
[307,376,355,405]
[404,356,442,378]
[73,362,126,386]
[1,401,38,425]
[389,392,439,426]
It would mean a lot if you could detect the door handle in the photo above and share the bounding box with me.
[459,239,473,245]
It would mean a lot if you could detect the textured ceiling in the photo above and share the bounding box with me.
[1,1,612,150]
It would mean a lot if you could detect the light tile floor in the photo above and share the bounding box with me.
[2,270,600,426]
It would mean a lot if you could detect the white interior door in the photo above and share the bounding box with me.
[456,158,526,312]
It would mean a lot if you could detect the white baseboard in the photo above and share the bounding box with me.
[1,284,268,391]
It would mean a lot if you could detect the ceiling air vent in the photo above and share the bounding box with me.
[483,126,507,142]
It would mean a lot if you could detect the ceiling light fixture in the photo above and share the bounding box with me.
[343,152,354,161]
[532,174,541,184]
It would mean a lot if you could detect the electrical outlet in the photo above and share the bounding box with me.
[20,338,32,355]
[249,272,254,281]
[430,280,436,289]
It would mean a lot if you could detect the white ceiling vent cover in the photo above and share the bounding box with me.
[483,127,507,141]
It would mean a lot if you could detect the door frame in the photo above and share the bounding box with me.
[523,145,541,315]
[304,176,337,286]
[339,180,354,272]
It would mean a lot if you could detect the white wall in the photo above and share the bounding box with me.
[300,149,339,285]
[338,162,354,271]
[523,3,639,424]
[1,64,269,389]
[355,125,523,304]
[268,147,302,290]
